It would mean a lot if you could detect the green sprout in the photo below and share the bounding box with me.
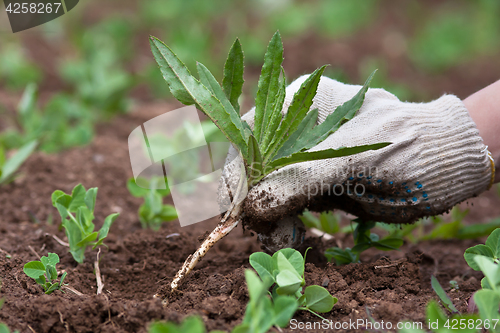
[127,177,177,230]
[23,253,67,295]
[52,184,119,264]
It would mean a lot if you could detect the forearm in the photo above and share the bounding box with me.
[463,79,500,183]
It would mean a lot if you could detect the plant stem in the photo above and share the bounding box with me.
[298,307,328,321]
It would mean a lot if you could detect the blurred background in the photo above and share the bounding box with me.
[0,0,499,155]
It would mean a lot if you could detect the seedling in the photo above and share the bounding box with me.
[150,31,390,294]
[325,220,403,265]
[22,253,67,295]
[52,184,119,264]
[431,276,459,315]
[0,140,37,186]
[299,209,340,235]
[250,248,336,320]
[127,177,177,230]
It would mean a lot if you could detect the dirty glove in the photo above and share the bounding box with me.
[234,75,495,235]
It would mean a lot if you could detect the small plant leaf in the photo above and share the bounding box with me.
[23,261,46,279]
[249,252,276,285]
[247,135,263,186]
[47,265,58,281]
[222,38,244,113]
[253,31,284,145]
[276,270,302,295]
[264,65,326,162]
[273,295,299,327]
[485,228,500,258]
[274,108,319,159]
[40,253,59,268]
[84,187,98,213]
[430,275,459,314]
[474,256,500,292]
[149,36,248,157]
[372,238,404,251]
[474,289,500,323]
[127,178,150,198]
[325,247,357,265]
[303,285,337,313]
[464,244,494,271]
[273,249,304,277]
[60,272,67,286]
[260,66,286,150]
[197,62,238,121]
[76,232,98,248]
[295,70,377,153]
[264,143,391,180]
[93,213,119,248]
[45,282,60,295]
[0,139,37,184]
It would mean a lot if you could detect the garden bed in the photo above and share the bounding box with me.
[0,101,497,333]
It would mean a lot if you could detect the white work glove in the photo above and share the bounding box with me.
[229,75,494,237]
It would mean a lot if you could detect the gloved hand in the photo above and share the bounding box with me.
[229,75,495,237]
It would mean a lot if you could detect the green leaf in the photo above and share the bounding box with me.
[247,135,263,186]
[126,178,151,198]
[197,62,238,121]
[464,244,494,271]
[253,31,284,146]
[264,65,326,162]
[23,261,46,279]
[263,143,391,181]
[45,282,60,294]
[457,219,500,239]
[273,249,304,277]
[273,295,299,327]
[244,270,268,302]
[0,323,11,333]
[430,275,458,314]
[0,140,37,184]
[276,270,302,295]
[84,187,98,213]
[93,213,119,248]
[40,253,59,268]
[474,289,500,323]
[222,38,244,113]
[303,285,337,313]
[149,36,247,157]
[159,205,177,221]
[372,238,404,251]
[289,70,376,154]
[474,256,500,292]
[426,300,448,329]
[178,316,206,333]
[260,67,286,150]
[76,232,98,248]
[319,212,340,235]
[325,247,357,265]
[486,228,500,258]
[249,252,276,286]
[47,265,58,281]
[60,272,67,286]
[274,108,319,159]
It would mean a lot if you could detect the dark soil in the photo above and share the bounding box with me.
[0,101,497,333]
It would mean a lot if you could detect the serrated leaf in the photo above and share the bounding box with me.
[254,31,284,145]
[263,143,391,182]
[197,62,239,122]
[303,285,337,313]
[264,65,327,162]
[222,38,244,113]
[149,36,248,157]
[260,67,286,151]
[0,139,37,184]
[274,108,319,159]
[23,261,46,279]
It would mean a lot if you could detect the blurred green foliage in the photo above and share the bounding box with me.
[0,43,42,90]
